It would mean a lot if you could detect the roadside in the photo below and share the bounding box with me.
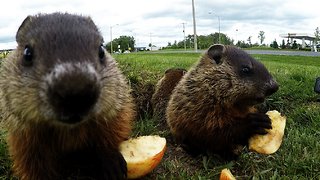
[143,49,320,57]
[245,49,320,57]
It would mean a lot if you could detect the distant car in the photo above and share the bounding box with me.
[316,44,320,48]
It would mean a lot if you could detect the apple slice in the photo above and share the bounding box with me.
[119,135,166,179]
[249,110,286,154]
[220,168,236,180]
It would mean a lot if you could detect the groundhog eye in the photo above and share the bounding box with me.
[241,66,252,75]
[22,45,33,66]
[98,45,106,62]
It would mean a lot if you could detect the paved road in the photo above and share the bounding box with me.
[149,49,320,57]
[245,50,320,57]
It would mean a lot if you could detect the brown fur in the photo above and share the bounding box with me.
[165,45,278,159]
[131,82,155,119]
[0,13,135,179]
[151,68,186,123]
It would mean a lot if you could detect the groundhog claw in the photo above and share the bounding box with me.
[247,113,272,135]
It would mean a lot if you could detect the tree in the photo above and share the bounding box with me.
[281,39,286,49]
[164,33,233,50]
[258,31,265,45]
[105,35,135,53]
[292,40,298,49]
[118,36,135,52]
[315,27,320,44]
[271,39,278,49]
[197,35,211,49]
[236,40,250,48]
[247,36,252,47]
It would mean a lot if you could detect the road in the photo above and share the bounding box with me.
[149,49,320,57]
[245,50,320,57]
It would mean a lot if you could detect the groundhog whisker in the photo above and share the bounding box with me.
[21,75,40,82]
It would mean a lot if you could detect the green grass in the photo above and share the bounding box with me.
[116,52,199,84]
[1,52,320,179]
[115,52,320,179]
[0,52,9,59]
[0,131,13,179]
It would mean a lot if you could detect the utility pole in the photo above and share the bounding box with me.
[235,29,238,46]
[192,0,197,51]
[182,22,186,51]
[217,15,220,44]
[110,26,113,54]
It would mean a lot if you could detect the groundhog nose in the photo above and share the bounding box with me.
[48,79,100,124]
[46,63,100,124]
[265,80,279,96]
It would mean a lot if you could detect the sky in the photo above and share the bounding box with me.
[0,0,319,49]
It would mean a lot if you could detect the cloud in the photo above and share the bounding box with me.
[0,0,319,49]
[0,36,15,44]
[191,0,319,44]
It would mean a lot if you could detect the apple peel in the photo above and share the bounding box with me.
[220,168,236,180]
[119,135,166,179]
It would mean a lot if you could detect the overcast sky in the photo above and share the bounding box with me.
[0,0,319,49]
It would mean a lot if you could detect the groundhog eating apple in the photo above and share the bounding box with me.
[165,44,279,159]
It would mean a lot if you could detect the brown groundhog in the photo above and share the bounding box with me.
[0,13,135,179]
[151,68,186,123]
[165,44,279,159]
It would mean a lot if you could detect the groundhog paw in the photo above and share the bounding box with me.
[247,113,272,135]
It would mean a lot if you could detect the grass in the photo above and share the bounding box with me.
[116,52,199,83]
[115,52,320,179]
[1,52,320,179]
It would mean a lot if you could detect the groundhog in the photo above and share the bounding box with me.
[165,44,279,159]
[151,68,186,124]
[0,13,135,179]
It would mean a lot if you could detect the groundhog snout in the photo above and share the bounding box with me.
[46,63,100,124]
[264,79,279,96]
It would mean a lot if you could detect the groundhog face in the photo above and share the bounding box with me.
[1,13,124,126]
[203,44,278,107]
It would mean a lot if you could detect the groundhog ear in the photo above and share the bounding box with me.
[84,16,100,32]
[84,16,95,25]
[16,15,33,43]
[207,44,225,64]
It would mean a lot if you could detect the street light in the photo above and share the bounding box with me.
[208,12,220,44]
[110,24,119,54]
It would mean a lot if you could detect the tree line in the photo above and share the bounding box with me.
[105,36,135,53]
[163,32,233,50]
[104,27,319,52]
